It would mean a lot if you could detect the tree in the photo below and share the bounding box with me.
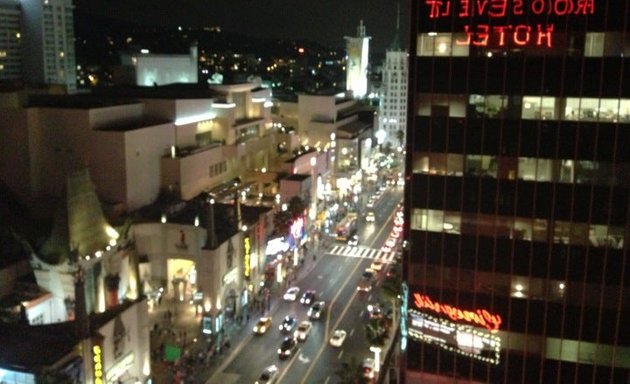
[365,316,388,346]
[335,356,369,384]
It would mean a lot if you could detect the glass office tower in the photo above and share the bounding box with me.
[404,1,630,383]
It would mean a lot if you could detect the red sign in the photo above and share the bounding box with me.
[413,293,502,333]
[424,0,596,48]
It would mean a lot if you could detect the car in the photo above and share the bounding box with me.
[366,199,375,208]
[357,270,375,292]
[347,234,359,246]
[277,337,298,359]
[307,301,325,320]
[279,315,297,333]
[380,244,392,253]
[370,260,384,272]
[367,303,382,319]
[385,237,397,248]
[329,329,347,347]
[283,286,300,301]
[362,269,375,280]
[294,320,313,341]
[300,290,317,305]
[366,211,375,222]
[362,358,376,379]
[253,317,272,334]
[255,364,279,384]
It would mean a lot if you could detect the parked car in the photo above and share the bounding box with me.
[283,286,300,301]
[329,329,347,347]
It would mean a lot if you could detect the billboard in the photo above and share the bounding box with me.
[408,308,502,364]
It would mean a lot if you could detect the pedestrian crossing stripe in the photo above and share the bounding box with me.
[327,245,396,263]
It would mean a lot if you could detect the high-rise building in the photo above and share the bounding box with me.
[17,0,76,92]
[345,20,370,98]
[403,1,630,383]
[0,0,22,81]
[379,7,408,151]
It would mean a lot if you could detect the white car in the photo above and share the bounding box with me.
[362,358,376,379]
[366,211,375,222]
[255,364,279,384]
[283,286,300,301]
[347,234,359,246]
[294,320,313,341]
[329,329,347,347]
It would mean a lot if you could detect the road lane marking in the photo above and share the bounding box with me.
[300,266,362,383]
[338,350,344,359]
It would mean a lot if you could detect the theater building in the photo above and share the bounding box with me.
[404,1,630,382]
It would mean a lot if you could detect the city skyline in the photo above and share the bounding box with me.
[73,0,410,54]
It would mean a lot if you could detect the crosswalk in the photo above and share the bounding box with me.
[327,245,397,263]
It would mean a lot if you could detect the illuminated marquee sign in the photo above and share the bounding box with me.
[243,236,251,279]
[413,293,502,332]
[92,344,104,384]
[424,0,596,48]
[408,308,502,364]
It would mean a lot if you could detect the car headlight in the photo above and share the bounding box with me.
[277,348,282,354]
[284,350,291,355]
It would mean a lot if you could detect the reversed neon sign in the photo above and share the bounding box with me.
[424,0,596,48]
[413,293,502,332]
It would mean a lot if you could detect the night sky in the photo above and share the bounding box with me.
[73,0,410,54]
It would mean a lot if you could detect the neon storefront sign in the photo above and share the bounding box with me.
[92,344,104,384]
[413,293,502,333]
[423,0,596,48]
[243,237,251,279]
[408,308,502,364]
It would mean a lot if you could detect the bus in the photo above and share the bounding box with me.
[335,213,358,242]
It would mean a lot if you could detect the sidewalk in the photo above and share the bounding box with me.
[148,241,328,384]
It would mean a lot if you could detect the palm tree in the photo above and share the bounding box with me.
[335,356,370,384]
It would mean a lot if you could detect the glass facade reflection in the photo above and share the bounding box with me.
[404,1,630,382]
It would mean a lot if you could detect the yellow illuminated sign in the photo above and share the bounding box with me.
[243,237,251,278]
[92,344,104,384]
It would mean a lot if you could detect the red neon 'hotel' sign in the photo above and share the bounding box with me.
[413,293,503,333]
[424,0,596,48]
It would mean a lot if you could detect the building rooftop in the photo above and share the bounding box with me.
[93,83,221,100]
[0,299,143,372]
[283,174,310,181]
[25,94,139,109]
[337,120,372,139]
